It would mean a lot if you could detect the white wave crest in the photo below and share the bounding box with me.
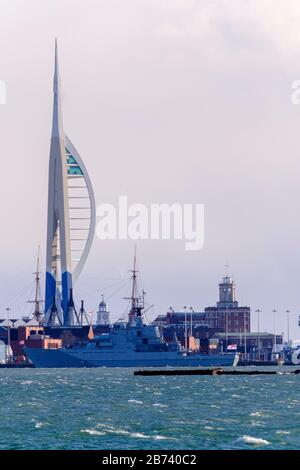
[250,411,262,417]
[81,429,105,436]
[239,435,270,446]
[131,432,149,439]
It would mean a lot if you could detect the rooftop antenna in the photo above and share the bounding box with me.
[225,263,229,277]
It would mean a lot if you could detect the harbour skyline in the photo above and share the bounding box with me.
[0,1,300,338]
[2,1,300,457]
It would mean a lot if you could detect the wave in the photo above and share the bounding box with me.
[249,411,262,417]
[131,433,149,439]
[35,422,47,428]
[94,423,174,441]
[81,429,105,436]
[238,435,270,446]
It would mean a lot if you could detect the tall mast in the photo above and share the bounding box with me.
[131,245,137,313]
[28,247,43,323]
[34,246,42,322]
[126,245,144,323]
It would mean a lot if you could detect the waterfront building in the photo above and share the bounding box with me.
[151,275,251,351]
[204,275,250,333]
[152,307,218,352]
[214,332,283,361]
[152,307,206,328]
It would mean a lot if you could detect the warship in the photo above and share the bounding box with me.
[25,253,238,368]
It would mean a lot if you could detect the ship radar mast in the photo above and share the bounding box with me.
[125,246,144,324]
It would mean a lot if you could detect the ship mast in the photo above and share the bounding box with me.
[28,247,43,323]
[131,245,137,313]
[126,246,144,323]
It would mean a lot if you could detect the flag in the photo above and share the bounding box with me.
[227,344,237,351]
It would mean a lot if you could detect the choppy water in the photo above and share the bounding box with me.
[0,367,299,450]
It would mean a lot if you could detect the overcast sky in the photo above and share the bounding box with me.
[1,0,300,337]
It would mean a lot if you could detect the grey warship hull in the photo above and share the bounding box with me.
[25,347,237,368]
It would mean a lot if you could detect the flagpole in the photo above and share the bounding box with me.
[244,309,247,357]
[184,306,187,353]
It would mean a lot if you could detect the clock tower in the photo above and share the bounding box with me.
[217,276,238,309]
[96,295,110,325]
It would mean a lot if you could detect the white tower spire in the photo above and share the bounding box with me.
[45,39,73,323]
[44,40,96,325]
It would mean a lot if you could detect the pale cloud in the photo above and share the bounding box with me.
[156,0,300,69]
[156,22,185,39]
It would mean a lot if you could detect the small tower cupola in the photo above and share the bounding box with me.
[96,294,110,325]
[217,269,239,309]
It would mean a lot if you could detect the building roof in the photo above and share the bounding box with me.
[215,332,283,338]
[0,318,39,327]
[205,306,250,311]
[0,320,14,327]
[220,276,233,285]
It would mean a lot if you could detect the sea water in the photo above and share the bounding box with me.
[0,367,299,450]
